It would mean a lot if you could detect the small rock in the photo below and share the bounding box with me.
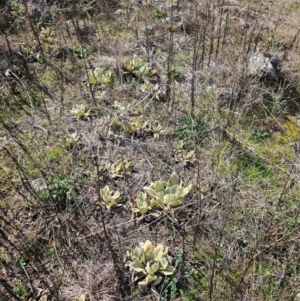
[248,10,258,18]
[217,87,236,103]
[134,0,143,7]
[249,53,282,81]
[27,0,45,17]
[239,18,250,28]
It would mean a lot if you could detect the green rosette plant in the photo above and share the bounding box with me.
[126,240,175,286]
[143,173,192,208]
[100,185,121,209]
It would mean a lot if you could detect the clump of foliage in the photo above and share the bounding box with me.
[65,132,79,149]
[110,161,132,178]
[16,43,31,56]
[70,104,91,119]
[41,176,75,211]
[40,27,56,44]
[123,56,150,82]
[146,121,164,139]
[176,114,208,144]
[173,140,196,166]
[131,192,156,215]
[72,46,88,59]
[88,68,112,86]
[123,117,148,136]
[99,185,121,209]
[126,240,175,286]
[131,173,192,214]
[144,172,192,208]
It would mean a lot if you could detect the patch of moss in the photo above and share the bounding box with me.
[273,115,300,144]
[48,145,65,162]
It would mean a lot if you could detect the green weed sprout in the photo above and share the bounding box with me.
[126,240,175,286]
[100,185,121,209]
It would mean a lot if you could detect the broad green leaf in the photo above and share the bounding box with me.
[143,240,153,253]
[163,194,176,205]
[153,245,164,260]
[145,250,154,262]
[158,257,169,270]
[111,190,120,200]
[160,265,175,275]
[88,74,98,85]
[137,192,147,201]
[157,191,165,203]
[168,199,182,208]
[149,198,157,210]
[138,274,157,286]
[139,206,149,214]
[153,182,164,192]
[145,262,159,275]
[106,200,116,209]
[167,173,180,187]
[128,262,146,273]
[132,207,143,213]
[133,247,142,258]
[100,185,110,198]
[177,184,192,198]
[143,186,158,199]
[168,185,179,195]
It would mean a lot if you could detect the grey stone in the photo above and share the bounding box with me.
[239,18,250,28]
[249,53,282,81]
[134,0,143,7]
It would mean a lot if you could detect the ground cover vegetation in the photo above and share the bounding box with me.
[1,0,300,300]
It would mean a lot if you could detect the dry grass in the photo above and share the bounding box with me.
[1,0,300,300]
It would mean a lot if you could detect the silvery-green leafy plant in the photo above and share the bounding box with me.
[143,173,192,208]
[113,101,137,115]
[40,27,55,43]
[88,68,112,86]
[174,149,195,166]
[123,117,148,136]
[146,122,165,139]
[100,185,121,209]
[110,161,132,178]
[131,192,156,215]
[70,104,91,119]
[65,132,79,149]
[126,240,175,286]
[123,56,149,80]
